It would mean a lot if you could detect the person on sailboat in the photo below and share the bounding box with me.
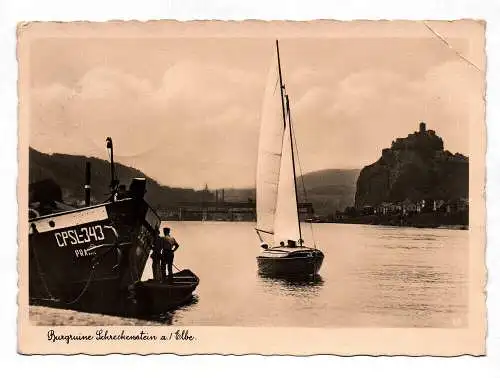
[160,227,180,282]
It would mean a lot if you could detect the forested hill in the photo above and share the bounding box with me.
[30,148,360,216]
[29,148,214,208]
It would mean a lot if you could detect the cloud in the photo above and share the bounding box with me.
[75,68,154,100]
[29,63,264,188]
[283,62,479,172]
[29,55,479,188]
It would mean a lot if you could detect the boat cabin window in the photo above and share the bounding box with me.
[287,239,297,248]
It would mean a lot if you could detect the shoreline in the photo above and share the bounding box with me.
[326,221,468,230]
[29,305,162,326]
[160,219,468,230]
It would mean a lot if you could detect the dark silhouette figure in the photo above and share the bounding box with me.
[160,227,179,282]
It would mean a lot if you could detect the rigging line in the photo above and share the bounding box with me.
[288,106,317,249]
[273,75,280,95]
[255,229,265,243]
[65,268,97,305]
[422,21,482,73]
[30,232,112,305]
[255,228,274,235]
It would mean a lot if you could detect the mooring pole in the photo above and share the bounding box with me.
[106,137,117,197]
[85,161,91,206]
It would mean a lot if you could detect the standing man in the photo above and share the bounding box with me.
[160,227,180,282]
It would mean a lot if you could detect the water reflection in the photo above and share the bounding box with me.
[137,295,200,325]
[258,273,324,297]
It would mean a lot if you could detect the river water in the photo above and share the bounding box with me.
[135,221,468,328]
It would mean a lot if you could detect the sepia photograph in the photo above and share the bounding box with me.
[17,19,486,355]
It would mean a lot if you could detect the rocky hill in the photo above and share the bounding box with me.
[354,122,468,208]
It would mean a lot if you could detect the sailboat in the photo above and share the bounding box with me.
[255,40,324,277]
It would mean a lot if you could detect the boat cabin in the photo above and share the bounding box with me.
[260,245,322,259]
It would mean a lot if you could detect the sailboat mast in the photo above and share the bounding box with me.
[276,39,303,246]
[276,40,287,132]
[285,95,303,245]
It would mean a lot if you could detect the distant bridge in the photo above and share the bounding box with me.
[157,201,314,221]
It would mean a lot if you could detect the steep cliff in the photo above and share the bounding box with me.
[354,123,469,208]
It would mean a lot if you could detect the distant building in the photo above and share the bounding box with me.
[391,121,444,151]
[362,205,375,215]
[419,121,426,133]
[433,199,446,212]
[376,202,401,215]
[402,199,417,215]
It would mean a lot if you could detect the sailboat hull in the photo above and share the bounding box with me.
[257,248,324,277]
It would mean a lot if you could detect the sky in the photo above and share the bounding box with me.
[28,25,483,189]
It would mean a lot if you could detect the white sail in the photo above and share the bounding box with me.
[255,51,285,239]
[273,118,301,245]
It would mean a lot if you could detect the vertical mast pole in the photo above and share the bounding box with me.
[84,161,91,206]
[276,40,303,245]
[276,40,287,132]
[286,95,303,245]
[106,137,117,199]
